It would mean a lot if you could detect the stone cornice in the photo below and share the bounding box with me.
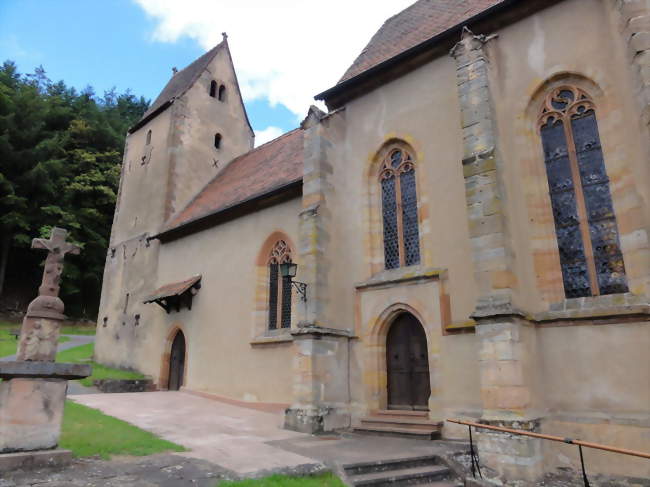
[355,267,445,290]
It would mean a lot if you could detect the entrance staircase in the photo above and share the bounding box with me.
[342,455,461,486]
[354,410,442,440]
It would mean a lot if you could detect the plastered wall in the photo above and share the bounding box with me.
[151,198,302,402]
[320,55,483,420]
[489,0,650,312]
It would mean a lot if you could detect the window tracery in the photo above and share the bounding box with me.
[538,85,627,298]
[379,147,420,269]
[267,240,292,329]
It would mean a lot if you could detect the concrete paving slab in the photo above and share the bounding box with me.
[70,391,320,476]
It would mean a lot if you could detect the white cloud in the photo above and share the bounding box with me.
[254,126,284,146]
[133,0,414,120]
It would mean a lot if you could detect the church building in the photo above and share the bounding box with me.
[96,0,650,481]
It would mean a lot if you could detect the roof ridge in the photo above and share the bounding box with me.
[335,0,504,86]
[248,127,301,155]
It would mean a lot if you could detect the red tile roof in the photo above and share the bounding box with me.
[144,275,202,303]
[164,129,304,232]
[339,0,504,83]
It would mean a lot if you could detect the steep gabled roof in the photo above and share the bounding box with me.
[157,129,304,240]
[339,0,504,83]
[129,37,254,136]
[129,41,226,133]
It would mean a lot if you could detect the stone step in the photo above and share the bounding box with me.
[415,483,459,487]
[353,424,440,440]
[375,409,429,417]
[350,464,450,486]
[361,416,441,428]
[343,455,441,476]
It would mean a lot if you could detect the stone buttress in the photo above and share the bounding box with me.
[284,107,353,434]
[450,28,544,481]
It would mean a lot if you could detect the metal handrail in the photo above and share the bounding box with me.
[447,418,650,486]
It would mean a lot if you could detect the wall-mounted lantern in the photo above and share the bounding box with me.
[279,262,307,302]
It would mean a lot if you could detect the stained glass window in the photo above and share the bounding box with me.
[268,264,278,329]
[281,276,292,328]
[538,86,627,298]
[380,147,421,269]
[267,240,293,330]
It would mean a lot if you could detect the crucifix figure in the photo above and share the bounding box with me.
[32,227,81,298]
[16,227,80,361]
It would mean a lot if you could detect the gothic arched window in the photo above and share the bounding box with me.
[380,147,420,269]
[214,133,221,150]
[267,240,292,329]
[538,86,627,298]
[218,84,226,101]
[209,80,217,98]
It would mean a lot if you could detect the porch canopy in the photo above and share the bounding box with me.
[144,275,202,313]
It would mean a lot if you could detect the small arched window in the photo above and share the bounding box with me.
[209,80,217,98]
[218,84,226,101]
[380,146,420,269]
[146,129,152,145]
[267,240,292,329]
[214,133,221,150]
[538,85,627,298]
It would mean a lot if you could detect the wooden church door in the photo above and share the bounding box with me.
[386,313,430,410]
[168,331,186,391]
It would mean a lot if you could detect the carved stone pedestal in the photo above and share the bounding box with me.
[0,363,90,454]
[0,378,68,453]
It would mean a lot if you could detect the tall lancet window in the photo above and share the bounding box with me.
[380,146,420,269]
[267,240,292,330]
[538,86,627,298]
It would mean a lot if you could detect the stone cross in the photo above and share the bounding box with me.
[16,227,80,362]
[32,227,80,298]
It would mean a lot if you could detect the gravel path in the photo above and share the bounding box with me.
[0,453,234,487]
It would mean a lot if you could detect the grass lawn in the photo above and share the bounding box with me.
[218,474,345,487]
[0,324,70,358]
[56,343,145,387]
[61,400,185,459]
[60,325,97,335]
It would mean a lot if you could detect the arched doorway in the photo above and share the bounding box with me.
[386,313,430,410]
[168,330,186,391]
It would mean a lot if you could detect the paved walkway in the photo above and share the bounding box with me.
[70,391,469,478]
[70,391,320,476]
[0,334,95,362]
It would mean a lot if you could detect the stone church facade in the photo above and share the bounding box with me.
[96,0,650,481]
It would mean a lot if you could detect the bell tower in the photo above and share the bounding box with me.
[95,36,254,373]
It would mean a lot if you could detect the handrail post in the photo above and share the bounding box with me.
[468,424,483,479]
[578,445,590,487]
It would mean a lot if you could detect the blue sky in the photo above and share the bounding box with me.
[0,0,299,137]
[0,0,412,144]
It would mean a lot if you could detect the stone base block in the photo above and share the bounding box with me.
[284,406,327,434]
[284,405,350,434]
[477,428,544,482]
[0,449,72,472]
[93,378,155,393]
[0,378,67,453]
